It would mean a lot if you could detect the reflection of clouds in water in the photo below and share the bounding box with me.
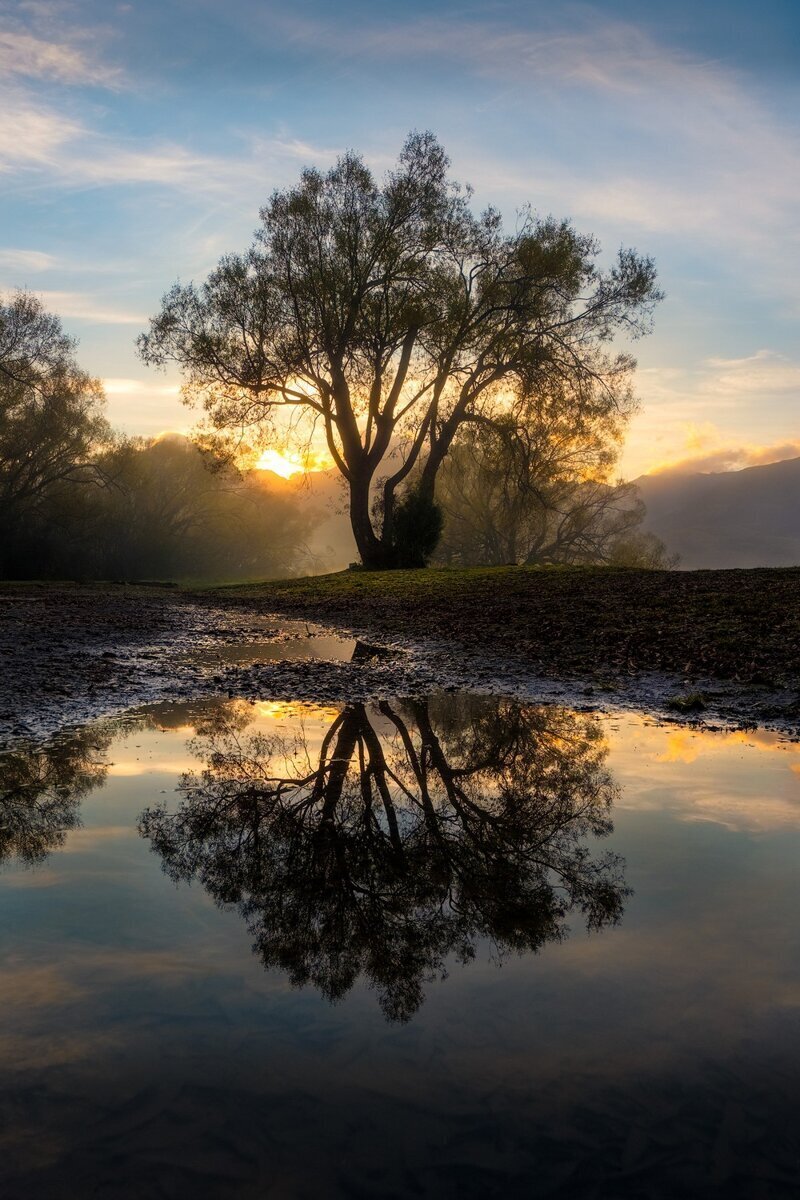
[0,866,63,890]
[608,716,800,832]
[0,702,799,1193]
[253,699,342,723]
[107,759,195,777]
[55,826,137,851]
[0,964,85,1013]
[0,947,221,1070]
[657,726,800,765]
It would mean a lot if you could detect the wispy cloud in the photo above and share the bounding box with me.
[0,247,56,272]
[0,93,223,192]
[274,11,800,297]
[2,6,795,304]
[0,28,122,86]
[102,377,187,436]
[634,351,800,417]
[0,83,339,199]
[0,91,82,171]
[703,350,800,395]
[274,12,704,91]
[255,135,340,167]
[32,289,145,324]
[103,377,180,397]
[621,351,800,477]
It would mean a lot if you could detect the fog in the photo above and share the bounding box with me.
[1,433,323,583]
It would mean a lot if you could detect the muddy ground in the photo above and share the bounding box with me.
[1,572,799,747]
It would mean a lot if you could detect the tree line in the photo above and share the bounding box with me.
[0,292,315,581]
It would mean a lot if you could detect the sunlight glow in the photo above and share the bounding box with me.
[254,448,332,478]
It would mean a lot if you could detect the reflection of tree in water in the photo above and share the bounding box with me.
[141,696,629,1021]
[0,726,112,865]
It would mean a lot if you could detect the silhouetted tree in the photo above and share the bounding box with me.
[0,291,110,572]
[0,726,112,865]
[139,133,661,568]
[140,695,628,1021]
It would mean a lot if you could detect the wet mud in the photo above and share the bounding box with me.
[1,581,798,748]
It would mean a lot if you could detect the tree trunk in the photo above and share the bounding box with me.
[349,468,394,569]
[418,425,454,504]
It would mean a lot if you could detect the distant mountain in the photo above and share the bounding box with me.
[635,457,800,568]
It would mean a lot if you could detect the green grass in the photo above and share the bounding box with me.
[214,563,610,601]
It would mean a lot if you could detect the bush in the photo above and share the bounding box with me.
[391,489,444,568]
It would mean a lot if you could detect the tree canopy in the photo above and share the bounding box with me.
[435,387,675,568]
[139,132,662,568]
[0,290,109,571]
[0,290,319,582]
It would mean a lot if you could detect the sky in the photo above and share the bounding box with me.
[0,0,798,478]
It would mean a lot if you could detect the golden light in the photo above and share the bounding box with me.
[255,447,334,477]
[255,449,306,478]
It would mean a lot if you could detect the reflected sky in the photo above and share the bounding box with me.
[0,697,798,1197]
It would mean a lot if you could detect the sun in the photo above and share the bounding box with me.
[255,449,308,478]
[255,447,334,478]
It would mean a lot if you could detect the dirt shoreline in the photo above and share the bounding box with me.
[212,565,800,727]
[1,570,799,747]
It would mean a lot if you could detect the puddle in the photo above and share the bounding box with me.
[1,693,799,1196]
[187,634,358,666]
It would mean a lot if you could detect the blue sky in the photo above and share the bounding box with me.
[1,0,798,476]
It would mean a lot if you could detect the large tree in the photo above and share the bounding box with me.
[139,133,661,568]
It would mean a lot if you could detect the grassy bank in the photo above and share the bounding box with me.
[214,565,800,691]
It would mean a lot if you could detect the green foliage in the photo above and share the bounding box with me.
[0,293,321,581]
[0,290,110,574]
[390,488,444,568]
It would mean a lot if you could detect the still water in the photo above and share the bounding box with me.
[1,694,799,1198]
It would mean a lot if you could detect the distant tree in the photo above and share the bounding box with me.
[20,435,317,582]
[435,390,675,567]
[0,291,110,572]
[80,435,318,581]
[139,133,662,568]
